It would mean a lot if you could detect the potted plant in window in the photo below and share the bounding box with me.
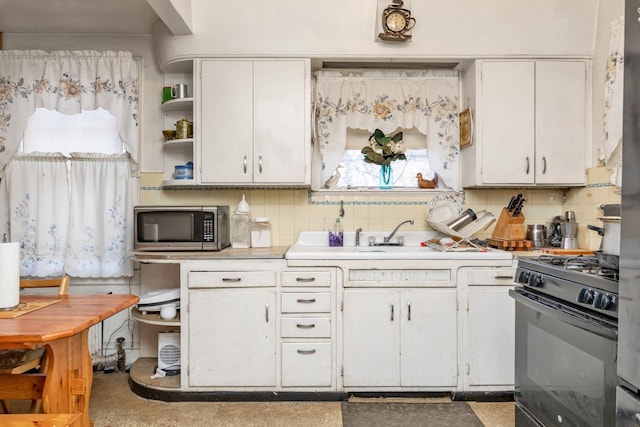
[361,128,407,189]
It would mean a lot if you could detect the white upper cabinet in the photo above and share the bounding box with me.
[461,60,589,187]
[198,59,311,186]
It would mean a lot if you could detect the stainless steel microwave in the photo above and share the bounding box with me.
[134,206,230,251]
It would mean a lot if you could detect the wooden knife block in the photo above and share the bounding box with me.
[491,208,525,240]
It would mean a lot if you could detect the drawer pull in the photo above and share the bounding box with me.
[390,303,394,321]
[297,349,316,355]
[494,275,514,280]
[296,323,316,329]
[265,304,269,322]
[407,302,411,321]
[296,298,316,303]
[222,277,242,282]
[296,277,316,282]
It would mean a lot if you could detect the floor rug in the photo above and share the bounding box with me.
[341,401,485,427]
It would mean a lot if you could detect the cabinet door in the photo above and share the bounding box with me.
[200,60,253,183]
[535,61,586,185]
[400,290,457,387]
[342,290,400,387]
[467,286,515,386]
[480,61,535,184]
[188,290,276,387]
[253,60,308,183]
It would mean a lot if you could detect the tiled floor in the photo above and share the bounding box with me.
[88,371,515,427]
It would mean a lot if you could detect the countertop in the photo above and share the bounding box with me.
[130,246,288,262]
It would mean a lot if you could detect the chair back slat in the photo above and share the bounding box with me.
[19,276,70,296]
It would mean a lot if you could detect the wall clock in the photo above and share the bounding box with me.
[378,0,416,42]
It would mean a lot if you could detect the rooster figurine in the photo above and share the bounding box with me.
[416,172,438,189]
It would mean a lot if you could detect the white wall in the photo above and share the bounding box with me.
[153,0,598,70]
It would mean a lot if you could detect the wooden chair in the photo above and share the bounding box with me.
[0,275,70,414]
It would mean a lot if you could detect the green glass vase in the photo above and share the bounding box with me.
[379,164,393,189]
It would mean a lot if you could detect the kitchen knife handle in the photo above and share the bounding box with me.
[525,157,530,174]
[542,156,547,174]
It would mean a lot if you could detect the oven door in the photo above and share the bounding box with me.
[510,288,618,427]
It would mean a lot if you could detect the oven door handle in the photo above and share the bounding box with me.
[510,289,618,341]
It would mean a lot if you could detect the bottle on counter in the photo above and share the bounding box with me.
[232,194,251,249]
[329,217,343,247]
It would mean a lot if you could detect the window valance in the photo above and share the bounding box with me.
[0,50,139,177]
[314,70,460,190]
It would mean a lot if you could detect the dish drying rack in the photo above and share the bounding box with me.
[427,212,496,251]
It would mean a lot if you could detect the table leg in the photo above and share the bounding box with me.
[41,329,93,427]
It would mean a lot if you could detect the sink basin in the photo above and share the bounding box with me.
[285,232,513,261]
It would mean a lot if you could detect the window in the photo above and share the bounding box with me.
[21,108,124,155]
[313,70,460,192]
[2,108,134,278]
[334,128,436,189]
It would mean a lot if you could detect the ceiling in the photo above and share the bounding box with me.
[0,0,160,34]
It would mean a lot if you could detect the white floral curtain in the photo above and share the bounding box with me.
[0,50,139,176]
[602,18,624,186]
[1,153,69,276]
[314,70,460,190]
[65,153,133,278]
[0,152,133,278]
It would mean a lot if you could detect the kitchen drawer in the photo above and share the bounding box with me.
[466,268,516,286]
[281,317,331,338]
[282,271,331,287]
[188,271,276,288]
[281,342,332,387]
[281,292,331,313]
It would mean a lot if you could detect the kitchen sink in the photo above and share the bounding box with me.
[285,231,512,261]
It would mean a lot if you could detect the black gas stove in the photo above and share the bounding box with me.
[515,255,619,319]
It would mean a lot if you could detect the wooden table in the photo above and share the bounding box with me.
[0,294,139,426]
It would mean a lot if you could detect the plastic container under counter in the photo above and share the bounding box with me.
[251,218,272,247]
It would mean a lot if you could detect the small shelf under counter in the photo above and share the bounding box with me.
[131,306,180,327]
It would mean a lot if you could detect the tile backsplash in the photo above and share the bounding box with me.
[140,170,620,250]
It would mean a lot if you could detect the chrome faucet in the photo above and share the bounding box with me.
[355,227,363,247]
[384,219,414,244]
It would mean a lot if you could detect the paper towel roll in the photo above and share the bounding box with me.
[0,242,20,309]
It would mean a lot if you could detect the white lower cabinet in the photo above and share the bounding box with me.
[281,342,332,387]
[342,288,457,389]
[188,289,276,387]
[460,267,516,391]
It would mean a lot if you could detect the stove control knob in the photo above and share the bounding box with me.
[577,288,595,304]
[517,271,530,284]
[594,293,612,310]
[529,274,544,288]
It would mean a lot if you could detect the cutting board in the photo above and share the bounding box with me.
[541,248,594,256]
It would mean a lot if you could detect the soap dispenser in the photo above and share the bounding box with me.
[329,217,343,247]
[232,195,251,248]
